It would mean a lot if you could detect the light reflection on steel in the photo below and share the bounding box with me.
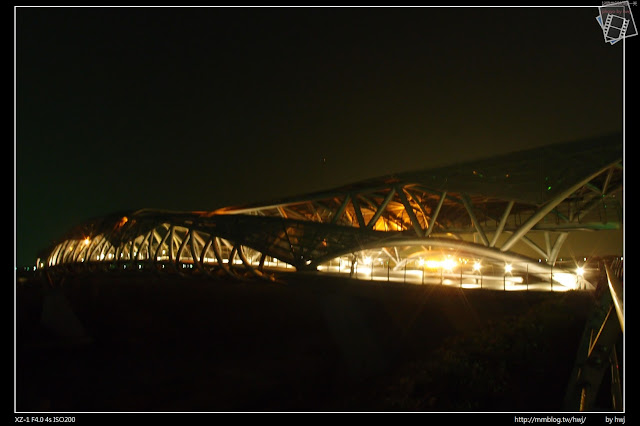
[605,262,624,333]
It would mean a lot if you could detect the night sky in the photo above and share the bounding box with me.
[15,6,624,267]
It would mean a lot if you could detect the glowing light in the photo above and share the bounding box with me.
[576,266,585,277]
[473,261,482,271]
[553,272,580,289]
[504,264,513,274]
[364,256,372,264]
[462,283,481,289]
[426,260,440,268]
[358,266,372,275]
[83,237,90,246]
[418,258,425,267]
[442,259,456,270]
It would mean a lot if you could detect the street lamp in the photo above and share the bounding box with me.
[576,265,585,289]
[473,261,482,288]
[504,264,513,290]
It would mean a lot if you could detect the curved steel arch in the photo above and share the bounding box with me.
[309,236,591,288]
[39,133,623,290]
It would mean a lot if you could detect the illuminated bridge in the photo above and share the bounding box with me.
[39,133,623,292]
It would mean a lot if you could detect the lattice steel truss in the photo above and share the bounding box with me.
[40,133,623,290]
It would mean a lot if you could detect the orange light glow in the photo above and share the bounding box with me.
[116,216,129,229]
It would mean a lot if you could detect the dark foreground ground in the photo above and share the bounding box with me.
[16,270,607,412]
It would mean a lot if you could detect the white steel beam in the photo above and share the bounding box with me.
[330,194,351,225]
[500,163,618,252]
[396,185,424,237]
[461,193,489,246]
[350,194,366,228]
[367,188,396,229]
[548,232,568,266]
[490,200,514,248]
[520,234,550,260]
[425,191,446,237]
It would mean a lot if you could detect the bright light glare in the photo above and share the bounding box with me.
[461,283,481,289]
[424,259,457,269]
[426,260,440,268]
[418,258,425,266]
[358,266,372,275]
[364,256,372,264]
[442,259,456,270]
[83,237,90,246]
[576,266,585,276]
[504,264,513,273]
[473,261,481,271]
[553,272,580,289]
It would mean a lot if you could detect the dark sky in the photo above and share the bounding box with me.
[15,6,624,266]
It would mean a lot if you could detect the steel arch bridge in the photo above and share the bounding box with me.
[40,133,623,291]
